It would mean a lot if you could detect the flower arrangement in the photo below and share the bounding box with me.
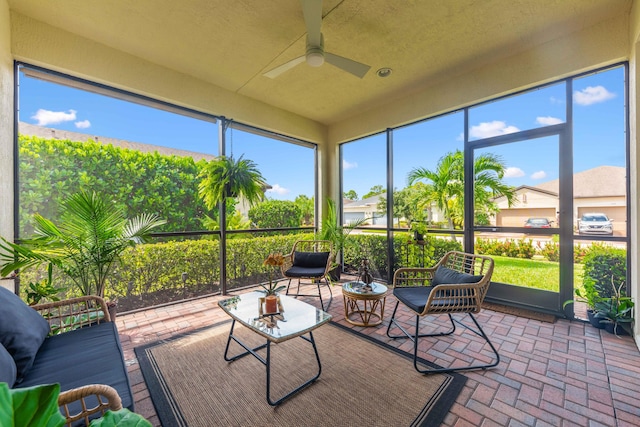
[261,253,286,296]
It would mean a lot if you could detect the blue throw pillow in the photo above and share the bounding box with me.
[431,265,483,286]
[293,251,330,268]
[0,343,17,387]
[0,287,50,382]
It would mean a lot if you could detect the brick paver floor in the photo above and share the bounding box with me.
[115,283,640,426]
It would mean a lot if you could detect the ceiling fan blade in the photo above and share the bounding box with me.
[325,52,371,78]
[263,56,306,79]
[301,0,323,47]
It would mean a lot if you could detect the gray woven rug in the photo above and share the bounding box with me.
[135,321,466,427]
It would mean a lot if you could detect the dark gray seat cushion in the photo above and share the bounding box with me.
[285,266,327,278]
[0,343,17,387]
[19,322,134,411]
[0,287,50,381]
[393,286,434,314]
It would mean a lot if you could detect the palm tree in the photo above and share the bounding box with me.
[408,150,515,230]
[0,191,166,297]
[198,155,267,210]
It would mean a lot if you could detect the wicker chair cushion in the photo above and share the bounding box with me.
[393,286,434,314]
[293,251,330,268]
[0,343,17,387]
[285,266,327,278]
[0,287,50,382]
[20,322,134,412]
[431,266,483,286]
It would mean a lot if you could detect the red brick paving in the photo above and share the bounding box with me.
[115,284,640,426]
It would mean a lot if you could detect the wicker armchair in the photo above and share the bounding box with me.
[58,384,122,427]
[280,240,334,311]
[386,251,500,374]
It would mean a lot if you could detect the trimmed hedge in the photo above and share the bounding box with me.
[18,135,209,235]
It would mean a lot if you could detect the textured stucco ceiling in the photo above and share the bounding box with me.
[7,0,633,125]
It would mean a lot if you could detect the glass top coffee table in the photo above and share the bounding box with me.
[218,291,332,406]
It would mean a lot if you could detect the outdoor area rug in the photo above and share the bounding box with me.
[135,321,466,427]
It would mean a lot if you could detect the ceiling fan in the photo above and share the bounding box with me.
[263,0,371,79]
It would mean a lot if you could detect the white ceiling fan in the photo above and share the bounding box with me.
[263,0,371,79]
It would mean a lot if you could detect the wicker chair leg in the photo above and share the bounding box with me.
[411,313,500,375]
[386,302,456,340]
[284,277,332,311]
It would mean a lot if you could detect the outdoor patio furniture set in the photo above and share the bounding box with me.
[1,246,497,420]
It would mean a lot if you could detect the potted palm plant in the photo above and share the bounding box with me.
[0,191,165,311]
[319,199,366,281]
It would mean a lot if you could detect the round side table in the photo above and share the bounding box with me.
[342,281,388,327]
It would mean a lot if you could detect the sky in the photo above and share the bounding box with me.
[343,65,626,199]
[18,65,625,202]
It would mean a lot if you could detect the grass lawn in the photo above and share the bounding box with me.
[491,255,584,292]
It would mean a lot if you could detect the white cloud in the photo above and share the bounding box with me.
[266,184,289,196]
[31,109,77,126]
[75,120,91,129]
[536,116,563,126]
[469,121,519,139]
[550,96,564,105]
[573,86,615,106]
[504,167,525,178]
[343,160,358,170]
[531,170,547,180]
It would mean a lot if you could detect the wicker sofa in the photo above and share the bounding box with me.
[0,287,133,425]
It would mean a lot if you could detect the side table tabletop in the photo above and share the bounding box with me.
[342,281,388,327]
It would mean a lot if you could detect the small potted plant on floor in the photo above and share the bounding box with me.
[563,276,604,329]
[593,277,634,336]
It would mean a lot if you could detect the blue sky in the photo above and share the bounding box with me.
[343,66,625,198]
[19,66,625,202]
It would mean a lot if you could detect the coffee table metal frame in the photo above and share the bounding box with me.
[218,292,332,406]
[342,281,388,327]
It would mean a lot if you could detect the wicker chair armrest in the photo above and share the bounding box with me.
[58,384,122,427]
[392,267,438,288]
[32,295,111,334]
[280,251,295,273]
[422,278,491,315]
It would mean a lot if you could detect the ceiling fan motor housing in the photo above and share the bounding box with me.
[306,33,325,67]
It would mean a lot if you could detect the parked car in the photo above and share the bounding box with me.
[578,212,613,235]
[524,218,552,228]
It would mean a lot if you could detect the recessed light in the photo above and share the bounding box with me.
[376,68,392,78]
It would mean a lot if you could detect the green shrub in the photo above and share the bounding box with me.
[582,243,627,299]
[540,240,559,262]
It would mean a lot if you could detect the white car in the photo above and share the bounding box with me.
[578,213,613,235]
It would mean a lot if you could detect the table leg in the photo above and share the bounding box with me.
[266,331,322,406]
[223,321,322,406]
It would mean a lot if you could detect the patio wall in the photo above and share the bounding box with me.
[0,0,13,292]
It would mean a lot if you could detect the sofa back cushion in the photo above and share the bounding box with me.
[0,287,50,382]
[0,343,17,387]
[293,251,330,269]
